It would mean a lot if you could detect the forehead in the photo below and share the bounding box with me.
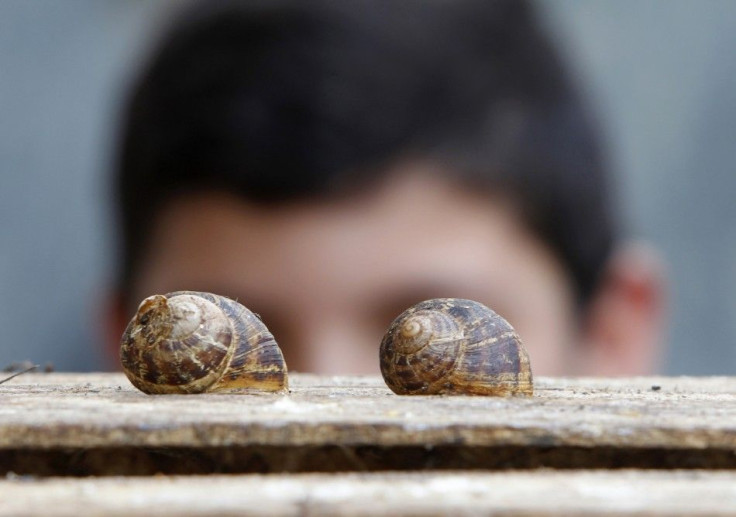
[133,170,568,321]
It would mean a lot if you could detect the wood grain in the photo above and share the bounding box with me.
[1,373,735,474]
[2,471,736,516]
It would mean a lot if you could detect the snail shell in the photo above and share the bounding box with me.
[379,298,532,396]
[120,291,288,394]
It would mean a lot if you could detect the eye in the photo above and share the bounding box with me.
[372,289,451,328]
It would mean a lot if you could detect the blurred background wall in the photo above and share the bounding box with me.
[1,1,734,373]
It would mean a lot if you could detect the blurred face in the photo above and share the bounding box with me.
[124,168,580,375]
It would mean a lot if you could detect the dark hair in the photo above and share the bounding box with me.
[116,0,615,305]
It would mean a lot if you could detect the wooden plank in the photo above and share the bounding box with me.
[1,373,736,474]
[2,470,736,516]
[2,373,735,449]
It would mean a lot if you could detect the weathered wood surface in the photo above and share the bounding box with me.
[2,373,735,449]
[2,471,736,516]
[1,373,736,474]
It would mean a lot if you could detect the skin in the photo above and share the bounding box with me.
[106,166,665,376]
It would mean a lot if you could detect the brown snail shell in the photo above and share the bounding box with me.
[120,291,288,394]
[379,298,532,396]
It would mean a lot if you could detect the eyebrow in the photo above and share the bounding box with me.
[361,280,499,326]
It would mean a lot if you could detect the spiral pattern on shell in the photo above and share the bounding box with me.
[379,298,532,396]
[120,291,288,394]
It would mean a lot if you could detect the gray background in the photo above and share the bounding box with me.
[1,1,734,373]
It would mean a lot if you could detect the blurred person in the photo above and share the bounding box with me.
[105,0,665,375]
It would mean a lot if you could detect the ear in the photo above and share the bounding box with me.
[577,242,667,376]
[101,291,131,371]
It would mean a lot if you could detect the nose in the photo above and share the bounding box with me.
[297,320,380,376]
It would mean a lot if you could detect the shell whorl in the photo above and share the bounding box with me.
[120,291,288,394]
[380,309,463,393]
[379,298,532,396]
